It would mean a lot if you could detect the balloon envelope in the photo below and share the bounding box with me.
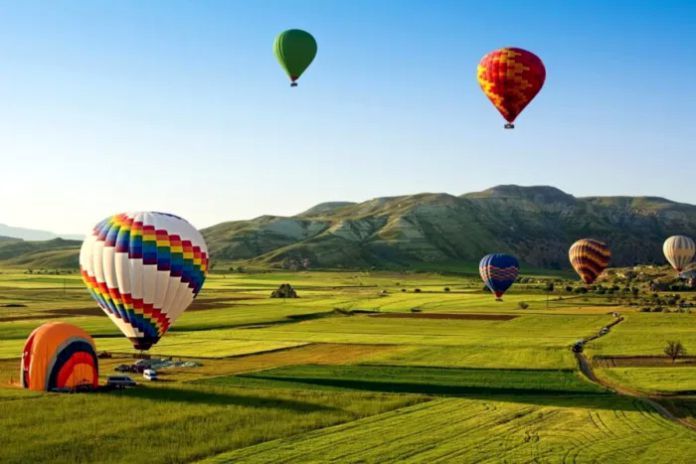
[274,29,317,85]
[79,212,208,350]
[663,235,696,272]
[21,322,98,392]
[477,47,546,127]
[569,239,611,284]
[479,253,520,298]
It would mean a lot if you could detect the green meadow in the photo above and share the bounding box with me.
[3,267,696,462]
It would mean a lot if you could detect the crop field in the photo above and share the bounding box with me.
[3,267,696,462]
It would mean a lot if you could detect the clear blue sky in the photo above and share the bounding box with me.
[1,0,695,234]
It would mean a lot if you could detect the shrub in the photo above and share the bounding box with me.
[444,287,450,292]
[414,288,422,293]
[518,302,529,310]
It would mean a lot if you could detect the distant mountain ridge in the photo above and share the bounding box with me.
[3,185,696,270]
[204,185,696,270]
[0,223,82,241]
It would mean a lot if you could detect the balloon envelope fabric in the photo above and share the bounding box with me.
[477,47,546,126]
[663,235,696,272]
[20,322,98,392]
[569,239,611,284]
[273,29,317,85]
[479,253,520,299]
[80,212,209,351]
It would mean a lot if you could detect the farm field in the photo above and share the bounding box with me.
[3,268,696,462]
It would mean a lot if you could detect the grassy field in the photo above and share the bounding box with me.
[3,267,696,462]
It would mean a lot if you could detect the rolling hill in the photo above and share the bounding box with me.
[3,185,696,270]
[0,223,82,241]
[203,185,696,270]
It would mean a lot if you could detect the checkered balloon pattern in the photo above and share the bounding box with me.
[477,47,546,125]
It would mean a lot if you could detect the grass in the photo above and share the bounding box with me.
[4,267,696,462]
[0,383,421,464]
[586,312,696,357]
[596,367,696,394]
[201,364,607,396]
[204,396,696,464]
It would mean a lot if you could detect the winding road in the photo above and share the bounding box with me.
[574,317,696,432]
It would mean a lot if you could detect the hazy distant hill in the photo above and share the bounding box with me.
[0,223,82,241]
[204,185,696,270]
[0,237,81,268]
[3,185,696,270]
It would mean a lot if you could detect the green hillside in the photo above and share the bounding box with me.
[204,185,696,269]
[0,238,81,269]
[5,185,696,270]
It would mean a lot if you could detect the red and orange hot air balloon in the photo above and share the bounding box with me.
[569,239,611,285]
[477,47,546,129]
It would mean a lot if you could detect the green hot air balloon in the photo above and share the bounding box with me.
[273,29,317,87]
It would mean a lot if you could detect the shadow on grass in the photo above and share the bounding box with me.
[245,375,608,397]
[105,385,339,413]
[236,375,653,412]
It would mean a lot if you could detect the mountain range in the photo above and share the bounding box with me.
[3,185,696,270]
[0,223,82,241]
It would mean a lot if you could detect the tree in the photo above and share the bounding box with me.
[518,301,529,310]
[664,340,687,363]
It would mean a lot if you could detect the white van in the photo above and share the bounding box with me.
[143,369,158,381]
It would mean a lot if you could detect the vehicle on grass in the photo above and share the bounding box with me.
[114,364,135,373]
[600,327,610,336]
[572,340,585,353]
[106,375,136,389]
[143,369,158,381]
[134,359,153,373]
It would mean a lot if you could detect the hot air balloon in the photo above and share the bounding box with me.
[663,235,696,272]
[569,239,611,284]
[477,47,546,129]
[21,322,99,392]
[80,212,208,351]
[479,253,520,300]
[274,29,317,87]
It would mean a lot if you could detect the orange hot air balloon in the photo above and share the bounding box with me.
[477,47,546,129]
[569,239,611,284]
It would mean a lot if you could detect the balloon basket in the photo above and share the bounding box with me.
[504,123,515,129]
[495,298,503,302]
[290,82,298,87]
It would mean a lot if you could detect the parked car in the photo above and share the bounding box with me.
[572,343,584,353]
[106,375,136,389]
[599,327,610,335]
[114,364,134,373]
[143,369,158,381]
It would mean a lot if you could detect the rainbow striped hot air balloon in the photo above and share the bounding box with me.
[479,253,520,300]
[569,239,611,284]
[663,235,696,273]
[80,212,208,351]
